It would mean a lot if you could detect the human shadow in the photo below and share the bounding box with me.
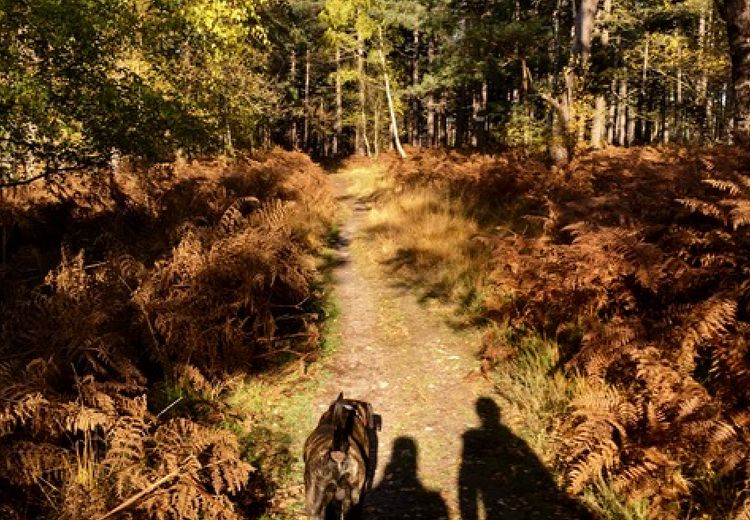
[459,397,593,520]
[364,437,449,519]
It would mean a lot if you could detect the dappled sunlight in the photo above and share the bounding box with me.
[344,146,750,519]
[356,168,490,317]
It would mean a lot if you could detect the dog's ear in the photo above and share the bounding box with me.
[330,450,346,464]
[337,392,344,401]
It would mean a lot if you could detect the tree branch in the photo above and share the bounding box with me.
[0,160,109,189]
[94,467,184,520]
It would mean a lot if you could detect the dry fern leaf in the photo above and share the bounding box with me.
[64,404,112,433]
[218,196,260,235]
[0,392,47,436]
[728,199,750,229]
[255,199,295,233]
[566,438,621,494]
[703,178,743,196]
[732,502,750,520]
[679,296,737,356]
[677,197,727,224]
[1,441,70,486]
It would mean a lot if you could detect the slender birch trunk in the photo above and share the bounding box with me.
[290,49,298,149]
[378,26,407,159]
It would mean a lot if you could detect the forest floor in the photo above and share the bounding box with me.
[277,161,591,519]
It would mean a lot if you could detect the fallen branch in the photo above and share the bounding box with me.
[95,467,183,520]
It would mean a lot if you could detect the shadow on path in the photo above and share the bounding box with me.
[365,437,449,519]
[459,397,593,520]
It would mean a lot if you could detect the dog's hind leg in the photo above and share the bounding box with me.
[366,424,378,492]
[305,480,329,520]
[344,501,364,520]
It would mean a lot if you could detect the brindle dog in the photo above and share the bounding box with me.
[304,393,380,520]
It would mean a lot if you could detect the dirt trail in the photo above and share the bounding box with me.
[308,164,592,520]
[312,167,491,519]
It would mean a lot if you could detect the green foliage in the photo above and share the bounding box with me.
[0,0,278,182]
[503,105,548,154]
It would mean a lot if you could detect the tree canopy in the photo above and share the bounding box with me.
[0,0,743,178]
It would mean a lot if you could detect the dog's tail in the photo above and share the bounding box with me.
[332,392,351,454]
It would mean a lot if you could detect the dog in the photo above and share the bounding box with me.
[304,393,380,520]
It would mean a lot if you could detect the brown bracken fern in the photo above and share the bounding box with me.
[0,149,333,518]
[385,146,750,518]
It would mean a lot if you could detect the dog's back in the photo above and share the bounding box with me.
[304,394,377,519]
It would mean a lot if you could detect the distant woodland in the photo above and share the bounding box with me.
[1,0,748,178]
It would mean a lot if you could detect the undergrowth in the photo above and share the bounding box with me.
[223,197,347,520]
[0,149,334,519]
[354,146,750,519]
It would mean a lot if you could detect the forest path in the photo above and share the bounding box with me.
[311,162,491,519]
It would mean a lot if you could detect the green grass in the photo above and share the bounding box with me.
[486,324,649,520]
[319,292,342,357]
[226,378,318,519]
[488,325,577,458]
[582,477,650,520]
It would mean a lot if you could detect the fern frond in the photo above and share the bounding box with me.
[677,198,727,224]
[703,178,742,195]
[567,437,621,494]
[729,200,750,229]
[679,297,737,355]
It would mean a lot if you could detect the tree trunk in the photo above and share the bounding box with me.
[676,42,683,142]
[607,78,616,144]
[334,44,342,156]
[379,26,407,159]
[440,94,448,147]
[304,48,311,151]
[374,95,381,156]
[481,79,489,149]
[662,91,670,144]
[718,0,750,144]
[617,75,628,146]
[698,10,710,141]
[574,0,599,66]
[592,0,611,148]
[411,27,420,147]
[548,0,599,164]
[356,28,371,156]
[591,95,607,148]
[636,36,649,144]
[290,49,298,149]
[427,38,436,147]
[320,99,327,157]
[627,95,636,145]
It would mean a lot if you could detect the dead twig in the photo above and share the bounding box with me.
[94,466,184,520]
